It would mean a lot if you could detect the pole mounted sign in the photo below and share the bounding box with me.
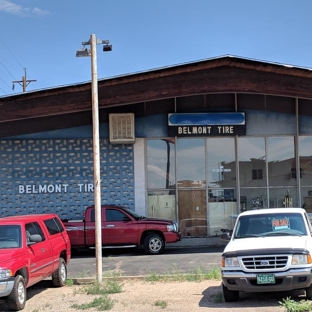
[168,112,246,137]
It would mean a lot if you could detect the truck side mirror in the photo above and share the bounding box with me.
[28,234,42,245]
[221,232,231,241]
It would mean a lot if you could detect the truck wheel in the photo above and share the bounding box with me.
[222,283,239,302]
[7,275,26,311]
[52,258,67,287]
[143,234,165,254]
[306,285,312,299]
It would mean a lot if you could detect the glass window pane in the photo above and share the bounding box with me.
[207,138,235,188]
[299,136,312,187]
[147,139,175,189]
[302,187,312,213]
[267,137,296,186]
[147,191,176,220]
[238,137,266,187]
[208,189,237,235]
[240,188,268,211]
[177,139,205,187]
[269,187,297,208]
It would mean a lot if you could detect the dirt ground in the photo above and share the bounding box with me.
[0,278,296,312]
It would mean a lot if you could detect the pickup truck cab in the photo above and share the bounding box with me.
[221,208,312,302]
[63,205,181,254]
[0,214,71,311]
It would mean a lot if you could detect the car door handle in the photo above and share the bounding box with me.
[41,248,45,252]
[107,225,115,228]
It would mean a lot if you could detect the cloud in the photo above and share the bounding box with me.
[0,0,48,16]
[32,7,49,16]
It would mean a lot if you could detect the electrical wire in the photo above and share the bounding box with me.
[0,61,16,80]
[0,37,24,69]
[0,86,6,95]
[0,36,25,94]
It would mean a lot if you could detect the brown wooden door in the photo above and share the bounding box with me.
[178,190,207,237]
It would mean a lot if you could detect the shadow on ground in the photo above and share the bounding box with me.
[199,285,306,309]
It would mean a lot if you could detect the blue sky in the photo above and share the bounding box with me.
[1,0,312,97]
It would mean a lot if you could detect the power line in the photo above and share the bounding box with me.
[0,37,37,93]
[0,76,11,89]
[0,37,24,69]
[0,60,16,80]
[0,86,6,95]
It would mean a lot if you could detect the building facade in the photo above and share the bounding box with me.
[1,56,312,238]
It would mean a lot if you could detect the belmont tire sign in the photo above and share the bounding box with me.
[168,112,246,137]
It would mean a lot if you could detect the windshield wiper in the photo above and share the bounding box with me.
[265,232,297,236]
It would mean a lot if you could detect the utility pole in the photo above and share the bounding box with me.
[12,68,36,92]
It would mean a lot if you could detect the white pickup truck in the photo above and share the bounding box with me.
[221,208,312,302]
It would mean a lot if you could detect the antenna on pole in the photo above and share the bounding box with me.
[12,68,36,92]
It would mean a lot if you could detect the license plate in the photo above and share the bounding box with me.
[257,274,275,284]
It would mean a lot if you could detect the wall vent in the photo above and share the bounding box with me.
[109,113,135,144]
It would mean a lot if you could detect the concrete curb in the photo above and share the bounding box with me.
[73,276,148,284]
[72,273,218,285]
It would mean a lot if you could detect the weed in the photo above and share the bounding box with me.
[279,296,312,312]
[145,265,221,283]
[71,295,114,310]
[155,300,168,309]
[145,272,162,282]
[211,291,223,303]
[205,267,222,280]
[66,278,74,286]
[104,270,123,277]
[84,279,123,295]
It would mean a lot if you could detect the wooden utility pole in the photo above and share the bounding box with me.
[12,68,36,92]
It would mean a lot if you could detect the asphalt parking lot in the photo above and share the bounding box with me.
[67,245,223,278]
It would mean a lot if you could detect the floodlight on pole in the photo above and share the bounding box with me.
[76,34,112,284]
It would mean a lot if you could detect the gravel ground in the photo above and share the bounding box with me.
[0,278,297,312]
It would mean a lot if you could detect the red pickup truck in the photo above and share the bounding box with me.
[62,205,181,254]
[0,214,71,311]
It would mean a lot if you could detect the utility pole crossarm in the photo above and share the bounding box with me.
[12,68,36,92]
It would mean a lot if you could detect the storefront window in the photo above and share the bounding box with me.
[238,137,266,187]
[177,139,205,187]
[240,188,267,212]
[208,188,237,235]
[147,190,176,220]
[147,139,175,189]
[299,136,312,187]
[267,137,296,187]
[207,138,236,188]
[301,187,312,213]
[269,187,297,208]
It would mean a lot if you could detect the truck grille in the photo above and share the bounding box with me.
[242,256,288,269]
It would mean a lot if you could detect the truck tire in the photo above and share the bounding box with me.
[7,275,26,311]
[222,283,239,302]
[143,234,165,254]
[52,258,67,287]
[306,285,312,299]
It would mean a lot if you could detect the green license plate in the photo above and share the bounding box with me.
[257,274,275,284]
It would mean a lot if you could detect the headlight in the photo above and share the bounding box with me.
[0,269,13,279]
[291,254,312,265]
[222,257,239,267]
[167,223,178,232]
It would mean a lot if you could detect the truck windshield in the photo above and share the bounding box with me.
[0,225,22,248]
[122,208,143,220]
[234,213,307,238]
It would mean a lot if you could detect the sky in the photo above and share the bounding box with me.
[1,0,312,97]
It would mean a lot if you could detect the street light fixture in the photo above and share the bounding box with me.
[76,34,112,284]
